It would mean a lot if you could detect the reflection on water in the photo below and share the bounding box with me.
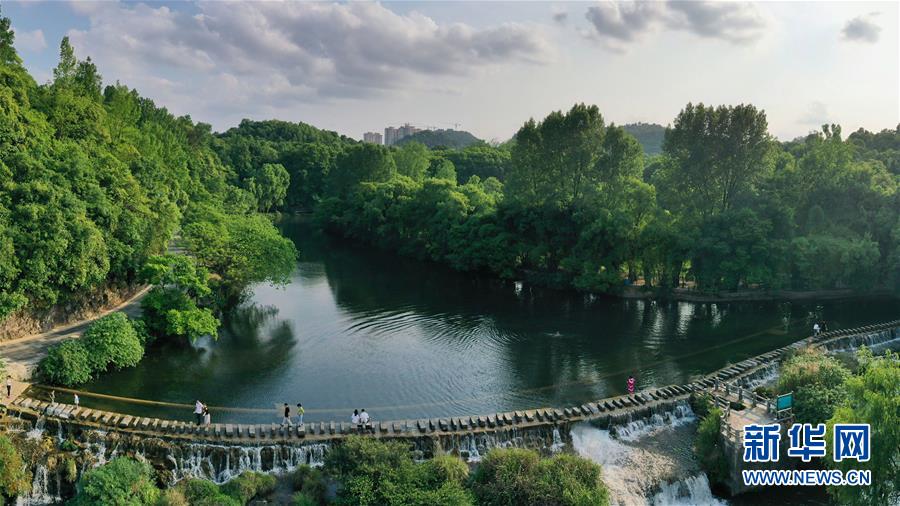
[79,216,900,423]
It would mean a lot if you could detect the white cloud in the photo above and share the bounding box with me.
[841,13,881,43]
[584,1,767,51]
[66,1,551,110]
[13,28,46,52]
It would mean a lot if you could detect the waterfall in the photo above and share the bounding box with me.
[14,465,61,506]
[651,474,726,506]
[25,417,46,440]
[165,442,330,485]
[572,401,716,505]
[826,328,900,353]
[612,401,695,441]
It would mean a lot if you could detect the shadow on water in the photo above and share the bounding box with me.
[78,215,900,424]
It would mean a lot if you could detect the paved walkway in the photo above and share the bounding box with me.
[0,286,150,380]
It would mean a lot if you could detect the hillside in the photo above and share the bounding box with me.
[396,129,482,149]
[623,122,666,155]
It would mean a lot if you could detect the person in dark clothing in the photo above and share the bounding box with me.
[282,403,292,426]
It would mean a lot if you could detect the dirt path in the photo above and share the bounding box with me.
[0,286,151,380]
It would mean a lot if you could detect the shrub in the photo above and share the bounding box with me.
[693,408,729,487]
[176,478,240,506]
[81,313,144,372]
[417,455,469,488]
[39,339,92,386]
[155,488,189,506]
[292,491,318,506]
[323,436,473,506]
[778,346,850,424]
[71,457,159,506]
[220,472,276,504]
[290,465,326,504]
[471,448,608,506]
[0,435,30,500]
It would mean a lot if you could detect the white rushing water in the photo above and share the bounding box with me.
[14,465,61,506]
[571,403,727,506]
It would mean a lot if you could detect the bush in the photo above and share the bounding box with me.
[778,347,850,424]
[471,448,608,506]
[290,465,326,504]
[0,435,30,500]
[39,339,92,386]
[81,313,144,372]
[155,488,189,506]
[292,491,318,506]
[71,457,160,506]
[693,408,729,487]
[220,472,276,504]
[176,478,240,506]
[323,436,473,506]
[417,455,469,488]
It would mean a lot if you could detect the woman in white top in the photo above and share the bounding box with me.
[351,409,360,431]
[203,407,211,426]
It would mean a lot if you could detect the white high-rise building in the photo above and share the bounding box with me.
[384,123,421,145]
[363,132,383,144]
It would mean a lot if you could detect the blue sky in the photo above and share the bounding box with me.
[6,1,898,142]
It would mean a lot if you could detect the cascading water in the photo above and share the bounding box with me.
[651,473,726,506]
[14,465,61,506]
[612,402,695,441]
[572,402,725,505]
[25,417,46,440]
[162,442,329,485]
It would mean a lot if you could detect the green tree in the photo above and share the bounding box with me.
[71,457,160,506]
[0,435,30,501]
[662,103,773,218]
[693,408,729,486]
[244,162,290,212]
[81,313,144,372]
[393,141,431,181]
[826,349,899,506]
[39,339,92,386]
[140,254,218,342]
[327,143,396,196]
[777,347,849,425]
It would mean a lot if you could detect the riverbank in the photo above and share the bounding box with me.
[0,286,149,380]
[621,285,899,303]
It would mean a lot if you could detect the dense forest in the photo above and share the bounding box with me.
[1,9,899,330]
[0,18,296,328]
[232,105,899,296]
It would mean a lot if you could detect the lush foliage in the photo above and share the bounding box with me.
[826,349,899,506]
[777,347,850,424]
[622,123,665,155]
[290,465,327,505]
[39,338,92,386]
[175,478,241,506]
[0,435,29,502]
[471,447,609,506]
[693,408,729,487]
[324,436,472,506]
[140,254,218,342]
[0,16,296,326]
[219,472,277,505]
[70,457,159,506]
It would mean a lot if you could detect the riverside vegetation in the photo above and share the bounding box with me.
[691,347,899,506]
[1,8,899,505]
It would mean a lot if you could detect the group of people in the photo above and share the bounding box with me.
[812,321,829,336]
[281,403,305,426]
[194,400,211,426]
[351,408,374,434]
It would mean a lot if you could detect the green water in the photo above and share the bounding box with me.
[78,217,899,423]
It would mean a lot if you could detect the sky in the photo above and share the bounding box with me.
[5,1,898,142]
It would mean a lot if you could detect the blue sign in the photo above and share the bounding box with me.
[834,424,871,462]
[787,423,827,462]
[743,423,782,463]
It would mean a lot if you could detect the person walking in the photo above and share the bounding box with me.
[194,400,204,426]
[74,393,79,408]
[296,403,304,426]
[359,409,370,433]
[282,403,293,426]
[5,375,11,398]
[627,376,636,394]
[813,322,821,336]
[203,406,211,426]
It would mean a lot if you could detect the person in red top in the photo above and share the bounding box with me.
[627,376,636,394]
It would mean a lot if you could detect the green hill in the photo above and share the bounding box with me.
[623,122,666,155]
[396,129,482,149]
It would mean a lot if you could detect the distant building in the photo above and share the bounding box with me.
[363,131,383,144]
[384,123,421,146]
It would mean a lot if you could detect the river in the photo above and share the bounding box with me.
[78,216,900,424]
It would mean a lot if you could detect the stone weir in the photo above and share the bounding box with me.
[2,320,897,485]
